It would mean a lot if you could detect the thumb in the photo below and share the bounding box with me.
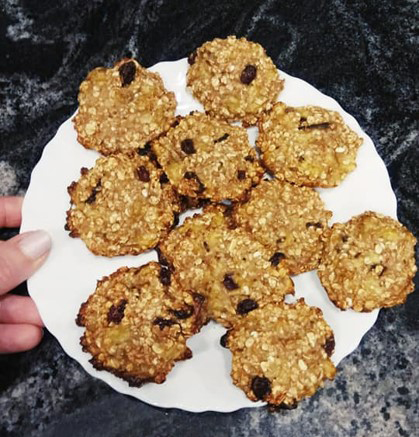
[0,231,51,295]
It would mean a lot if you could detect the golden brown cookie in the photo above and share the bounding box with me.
[222,299,336,407]
[152,112,263,201]
[77,262,205,386]
[257,103,363,187]
[233,178,332,274]
[318,211,417,312]
[187,36,284,126]
[158,205,294,327]
[74,58,176,155]
[66,154,180,256]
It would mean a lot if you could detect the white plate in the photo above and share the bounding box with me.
[21,58,397,413]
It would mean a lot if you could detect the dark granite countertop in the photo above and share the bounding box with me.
[0,1,418,436]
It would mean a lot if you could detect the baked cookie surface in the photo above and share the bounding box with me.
[66,154,180,256]
[258,103,363,187]
[223,299,336,407]
[187,36,284,125]
[152,112,263,201]
[159,205,294,327]
[77,262,205,386]
[318,211,417,312]
[233,179,332,274]
[74,58,176,155]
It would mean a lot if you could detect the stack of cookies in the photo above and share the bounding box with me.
[67,36,417,409]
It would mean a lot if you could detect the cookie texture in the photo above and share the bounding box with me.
[76,262,205,386]
[318,211,417,312]
[159,205,294,327]
[187,36,284,125]
[66,154,180,256]
[223,299,336,407]
[152,112,263,201]
[233,178,332,274]
[74,58,176,155]
[258,103,363,187]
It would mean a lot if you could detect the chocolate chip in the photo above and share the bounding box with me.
[183,172,205,194]
[153,317,175,330]
[107,299,128,324]
[159,267,171,286]
[240,64,257,85]
[119,61,136,87]
[80,167,89,175]
[269,252,285,266]
[298,122,331,130]
[86,180,102,204]
[237,170,246,180]
[342,235,349,243]
[156,248,173,270]
[300,117,307,122]
[220,332,229,348]
[172,305,194,319]
[236,299,258,315]
[188,50,197,65]
[223,273,239,290]
[203,241,210,252]
[306,222,323,229]
[136,166,150,182]
[251,376,271,400]
[324,336,335,356]
[244,155,255,162]
[181,139,196,154]
[214,133,229,143]
[159,172,169,184]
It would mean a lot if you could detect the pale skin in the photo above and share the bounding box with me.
[0,197,51,354]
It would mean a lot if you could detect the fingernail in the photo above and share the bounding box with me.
[18,231,51,260]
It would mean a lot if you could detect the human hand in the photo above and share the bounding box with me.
[0,196,51,353]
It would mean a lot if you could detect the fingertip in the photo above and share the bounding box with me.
[0,324,44,354]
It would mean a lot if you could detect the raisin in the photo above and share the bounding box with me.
[236,299,258,315]
[223,273,239,290]
[86,180,102,204]
[153,317,175,330]
[119,61,136,87]
[324,336,335,356]
[159,172,169,184]
[237,170,246,180]
[184,172,205,194]
[181,139,196,154]
[240,65,257,85]
[172,212,180,228]
[137,143,152,156]
[269,252,285,266]
[306,222,323,229]
[220,332,229,348]
[342,235,349,243]
[268,402,298,411]
[188,50,197,65]
[203,241,210,252]
[156,248,173,270]
[192,293,205,304]
[159,267,171,286]
[107,299,127,324]
[214,133,229,143]
[172,305,194,319]
[298,122,331,130]
[244,155,255,162]
[223,204,234,217]
[136,166,150,182]
[251,376,271,400]
[80,167,89,175]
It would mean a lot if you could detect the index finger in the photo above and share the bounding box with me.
[0,197,23,228]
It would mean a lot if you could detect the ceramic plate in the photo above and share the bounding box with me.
[20,58,397,412]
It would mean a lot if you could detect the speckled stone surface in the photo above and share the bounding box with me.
[0,1,418,436]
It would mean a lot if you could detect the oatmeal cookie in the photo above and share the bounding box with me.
[187,36,284,125]
[152,112,263,201]
[77,262,205,386]
[318,211,417,312]
[233,179,332,274]
[257,103,363,187]
[74,58,176,155]
[158,205,294,327]
[66,154,180,256]
[222,299,336,407]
